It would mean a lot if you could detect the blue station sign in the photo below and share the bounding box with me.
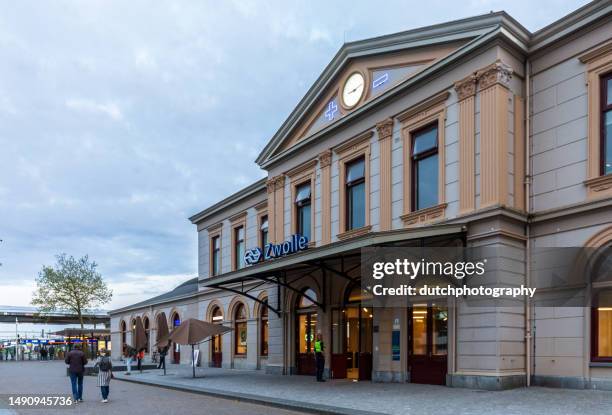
[244,234,309,266]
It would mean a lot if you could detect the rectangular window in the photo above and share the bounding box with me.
[411,124,439,211]
[234,226,245,270]
[346,157,366,231]
[211,235,221,276]
[295,183,311,241]
[260,215,269,248]
[601,73,612,175]
[593,291,612,361]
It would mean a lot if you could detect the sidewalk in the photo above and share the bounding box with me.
[114,366,612,415]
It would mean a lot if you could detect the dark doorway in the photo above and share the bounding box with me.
[295,288,318,376]
[210,306,223,368]
[171,313,181,364]
[331,285,373,380]
[408,303,448,385]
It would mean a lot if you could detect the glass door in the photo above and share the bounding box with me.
[296,312,317,375]
[408,303,448,385]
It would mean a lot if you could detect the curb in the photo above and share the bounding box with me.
[115,375,387,415]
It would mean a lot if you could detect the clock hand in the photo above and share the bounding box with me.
[348,83,363,94]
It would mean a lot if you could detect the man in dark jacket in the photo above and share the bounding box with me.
[65,344,88,402]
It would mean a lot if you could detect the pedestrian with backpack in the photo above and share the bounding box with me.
[94,348,113,403]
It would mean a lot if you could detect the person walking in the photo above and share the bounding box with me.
[157,345,168,370]
[314,333,325,382]
[94,348,113,403]
[124,346,136,375]
[49,345,55,361]
[137,348,145,373]
[65,344,87,402]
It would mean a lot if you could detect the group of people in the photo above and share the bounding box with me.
[64,336,325,405]
[64,344,113,404]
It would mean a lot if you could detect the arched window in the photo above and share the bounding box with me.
[298,288,317,309]
[131,318,136,343]
[143,317,150,352]
[211,306,223,323]
[234,303,247,355]
[172,313,181,329]
[260,298,269,357]
[592,245,612,362]
[210,305,223,368]
[346,284,373,305]
[170,312,181,363]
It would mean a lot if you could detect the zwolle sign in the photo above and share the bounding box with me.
[244,234,309,266]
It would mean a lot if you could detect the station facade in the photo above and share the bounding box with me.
[110,2,612,390]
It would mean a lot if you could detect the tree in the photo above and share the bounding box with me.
[32,254,112,345]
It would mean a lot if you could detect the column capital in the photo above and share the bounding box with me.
[375,118,394,141]
[476,60,512,91]
[454,74,477,101]
[318,150,332,169]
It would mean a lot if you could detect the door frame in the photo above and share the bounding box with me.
[295,309,317,375]
[407,302,449,385]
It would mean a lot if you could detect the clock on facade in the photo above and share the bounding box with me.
[342,72,365,108]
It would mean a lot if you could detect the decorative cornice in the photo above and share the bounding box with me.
[333,130,374,155]
[254,201,268,212]
[285,159,317,178]
[579,40,612,64]
[318,150,332,169]
[229,211,248,224]
[337,225,372,241]
[207,222,223,233]
[454,74,478,101]
[396,91,450,123]
[476,60,512,90]
[375,118,394,141]
[401,203,447,227]
[584,174,612,197]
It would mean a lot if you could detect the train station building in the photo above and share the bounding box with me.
[110,2,612,390]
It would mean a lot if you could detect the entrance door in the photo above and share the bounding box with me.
[409,304,448,385]
[211,335,222,368]
[330,307,373,380]
[296,312,317,375]
[173,342,180,364]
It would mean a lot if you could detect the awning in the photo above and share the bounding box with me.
[201,224,466,316]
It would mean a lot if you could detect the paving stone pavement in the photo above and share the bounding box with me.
[114,364,612,415]
[0,361,306,415]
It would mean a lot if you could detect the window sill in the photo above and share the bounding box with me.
[234,354,247,358]
[590,361,612,367]
[337,225,372,241]
[584,174,612,199]
[401,203,447,227]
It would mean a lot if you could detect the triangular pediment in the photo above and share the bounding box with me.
[256,12,532,168]
[270,40,468,157]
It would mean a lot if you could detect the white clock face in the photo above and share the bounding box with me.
[342,72,365,108]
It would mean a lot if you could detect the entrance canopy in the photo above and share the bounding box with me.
[201,224,465,317]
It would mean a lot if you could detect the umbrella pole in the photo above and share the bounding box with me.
[192,344,195,378]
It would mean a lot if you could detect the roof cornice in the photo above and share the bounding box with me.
[188,177,267,225]
[529,0,612,53]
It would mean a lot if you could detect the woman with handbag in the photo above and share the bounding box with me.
[94,348,113,403]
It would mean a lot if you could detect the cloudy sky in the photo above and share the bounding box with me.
[0,0,589,310]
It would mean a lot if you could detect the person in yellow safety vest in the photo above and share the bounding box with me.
[314,333,325,382]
